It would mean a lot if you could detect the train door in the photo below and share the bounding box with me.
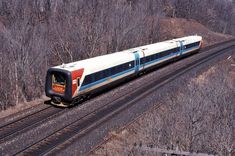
[140,49,146,71]
[134,51,140,73]
[179,40,185,55]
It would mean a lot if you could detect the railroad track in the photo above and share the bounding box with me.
[0,105,64,143]
[0,103,50,128]
[12,40,235,155]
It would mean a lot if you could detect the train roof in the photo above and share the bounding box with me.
[52,51,134,72]
[52,35,202,72]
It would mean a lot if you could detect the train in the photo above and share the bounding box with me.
[45,35,203,107]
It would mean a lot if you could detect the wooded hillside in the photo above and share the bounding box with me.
[0,0,234,109]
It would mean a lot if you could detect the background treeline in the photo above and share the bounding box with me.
[168,0,235,34]
[0,0,234,109]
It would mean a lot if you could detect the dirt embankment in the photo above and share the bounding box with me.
[91,53,235,155]
[159,18,234,46]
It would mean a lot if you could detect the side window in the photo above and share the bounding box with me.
[91,74,95,82]
[122,64,126,70]
[132,61,135,67]
[83,75,92,85]
[164,51,167,56]
[164,51,167,57]
[108,69,112,76]
[174,48,178,53]
[185,42,199,49]
[169,50,172,55]
[77,78,80,86]
[118,64,123,72]
[164,51,168,56]
[167,51,170,55]
[94,71,106,81]
[154,53,157,60]
[185,44,189,49]
[125,63,129,70]
[110,67,116,76]
[94,72,99,81]
[104,69,109,78]
[156,53,159,59]
[151,55,154,61]
[140,58,144,64]
[98,71,102,81]
[93,73,98,81]
[100,71,105,79]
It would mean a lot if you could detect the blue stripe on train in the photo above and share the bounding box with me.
[80,45,200,91]
[144,45,199,66]
[79,67,135,91]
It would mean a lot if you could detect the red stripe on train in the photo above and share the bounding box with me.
[71,68,84,97]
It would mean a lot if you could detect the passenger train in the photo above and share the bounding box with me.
[45,36,203,107]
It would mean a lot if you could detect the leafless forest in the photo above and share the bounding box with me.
[0,0,235,109]
[93,54,235,156]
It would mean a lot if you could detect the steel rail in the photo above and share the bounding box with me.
[0,106,64,143]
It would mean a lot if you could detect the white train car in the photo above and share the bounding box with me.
[45,35,203,107]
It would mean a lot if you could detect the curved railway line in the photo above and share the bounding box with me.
[0,104,50,128]
[0,39,235,155]
[0,106,64,143]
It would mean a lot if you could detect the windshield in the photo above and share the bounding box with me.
[52,73,66,86]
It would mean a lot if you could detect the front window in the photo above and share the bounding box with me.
[52,73,66,93]
[52,73,66,85]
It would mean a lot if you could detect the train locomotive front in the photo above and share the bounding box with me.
[45,67,84,107]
